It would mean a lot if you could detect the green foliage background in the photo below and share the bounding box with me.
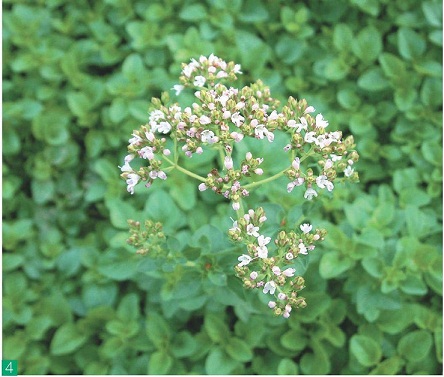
[2,0,442,374]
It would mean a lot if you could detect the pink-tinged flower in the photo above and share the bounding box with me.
[199,115,211,125]
[139,146,154,160]
[196,147,203,154]
[292,157,300,170]
[194,75,206,87]
[287,182,296,193]
[298,242,308,255]
[324,159,333,170]
[254,168,263,175]
[172,84,184,95]
[182,65,194,77]
[198,183,207,191]
[163,149,171,156]
[126,173,140,194]
[272,266,281,276]
[216,71,228,78]
[268,301,276,309]
[247,224,260,237]
[233,64,242,74]
[222,110,231,119]
[245,152,252,161]
[278,293,287,300]
[224,156,233,170]
[119,156,133,172]
[305,106,315,113]
[283,311,291,318]
[250,271,258,280]
[285,252,294,260]
[284,144,292,151]
[237,254,252,267]
[300,223,312,234]
[232,202,240,211]
[149,171,158,179]
[231,131,244,142]
[304,188,318,200]
[158,171,167,180]
[316,113,329,128]
[157,121,172,134]
[282,268,296,277]
[313,234,320,241]
[263,281,277,294]
[129,133,142,145]
[344,166,354,177]
[268,110,279,121]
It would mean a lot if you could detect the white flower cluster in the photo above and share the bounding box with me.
[231,208,326,319]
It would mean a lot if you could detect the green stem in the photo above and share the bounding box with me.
[162,155,207,182]
[243,167,288,190]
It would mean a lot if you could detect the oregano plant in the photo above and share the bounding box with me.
[120,55,359,318]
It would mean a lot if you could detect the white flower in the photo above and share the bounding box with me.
[199,115,211,125]
[295,117,308,133]
[304,131,317,144]
[172,84,184,95]
[231,112,244,127]
[305,106,315,113]
[268,301,276,309]
[238,254,252,267]
[283,311,291,318]
[287,181,296,193]
[300,223,312,234]
[194,75,206,87]
[149,110,165,123]
[232,202,240,211]
[263,281,277,295]
[119,155,134,172]
[331,154,342,162]
[246,224,260,237]
[157,171,167,180]
[182,64,195,77]
[304,188,318,200]
[272,266,281,276]
[126,173,140,194]
[230,131,244,142]
[157,121,172,134]
[344,165,354,177]
[282,268,296,277]
[315,113,329,128]
[278,293,287,300]
[292,157,300,170]
[285,252,294,260]
[233,64,242,74]
[250,271,258,280]
[198,183,207,191]
[201,130,218,144]
[316,175,334,191]
[298,242,308,255]
[257,235,271,258]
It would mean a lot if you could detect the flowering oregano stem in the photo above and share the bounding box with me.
[120,54,360,319]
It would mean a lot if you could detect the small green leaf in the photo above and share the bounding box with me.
[379,53,407,78]
[117,293,140,321]
[333,24,354,51]
[204,313,230,343]
[319,251,355,278]
[205,346,238,375]
[370,356,404,375]
[277,358,299,375]
[225,337,253,362]
[352,26,382,63]
[171,331,198,358]
[179,3,207,21]
[398,27,426,60]
[148,350,173,374]
[350,335,382,366]
[358,68,390,91]
[50,323,88,355]
[398,330,433,361]
[146,312,171,348]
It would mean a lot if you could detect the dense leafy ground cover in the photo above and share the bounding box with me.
[3,0,442,374]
